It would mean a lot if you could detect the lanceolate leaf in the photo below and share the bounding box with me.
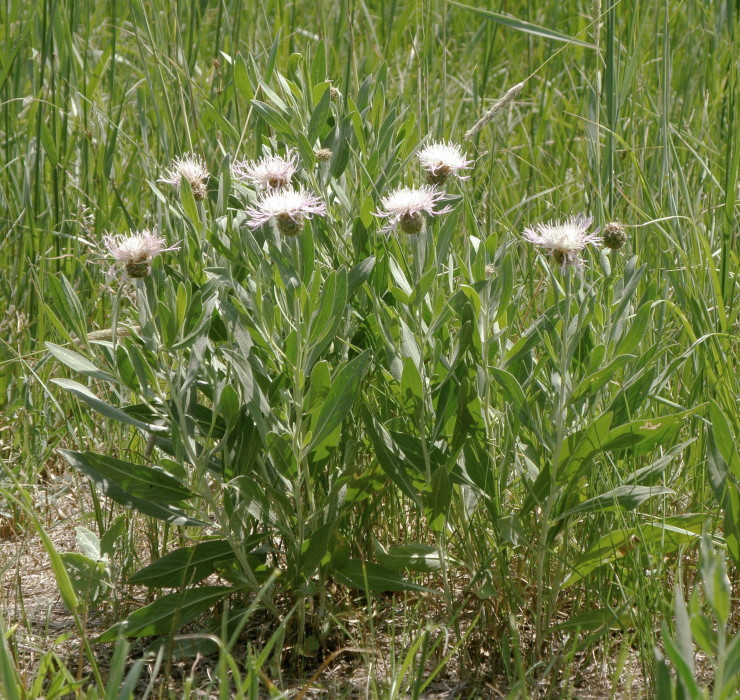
[96,587,232,642]
[308,350,371,453]
[448,1,595,48]
[52,378,165,432]
[60,450,207,527]
[333,559,436,593]
[59,450,194,503]
[46,342,118,384]
[361,405,422,506]
[555,485,674,522]
[128,537,266,587]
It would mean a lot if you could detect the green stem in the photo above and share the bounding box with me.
[534,270,572,656]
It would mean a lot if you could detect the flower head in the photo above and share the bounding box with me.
[233,152,298,190]
[159,154,209,200]
[104,230,180,278]
[375,185,451,234]
[602,221,628,250]
[245,188,327,236]
[418,141,472,185]
[522,215,600,267]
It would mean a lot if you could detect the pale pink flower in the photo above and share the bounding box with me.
[104,230,179,278]
[374,185,451,234]
[418,141,472,185]
[522,215,600,267]
[233,152,298,190]
[159,153,209,200]
[245,188,327,236]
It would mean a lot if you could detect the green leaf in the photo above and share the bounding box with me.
[555,485,674,522]
[46,343,118,384]
[306,268,348,371]
[298,522,335,579]
[563,522,701,588]
[624,439,695,486]
[127,538,261,587]
[699,535,731,624]
[52,378,165,432]
[60,450,207,527]
[251,99,293,135]
[60,450,194,503]
[374,543,448,573]
[307,82,332,143]
[96,586,232,642]
[522,412,613,515]
[569,355,635,403]
[61,552,109,603]
[600,408,701,455]
[425,465,452,532]
[308,350,371,453]
[550,607,626,633]
[333,559,436,593]
[75,526,102,560]
[0,618,21,700]
[448,1,595,48]
[361,405,421,506]
[662,622,703,699]
[490,368,537,434]
[348,256,375,298]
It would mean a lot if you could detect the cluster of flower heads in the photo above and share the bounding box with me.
[231,151,328,236]
[103,140,626,277]
[104,153,210,278]
[374,141,471,235]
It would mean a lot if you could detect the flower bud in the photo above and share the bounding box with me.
[602,221,627,250]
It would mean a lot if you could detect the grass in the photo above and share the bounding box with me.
[1,0,738,697]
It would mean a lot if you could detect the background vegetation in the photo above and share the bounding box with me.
[1,0,738,697]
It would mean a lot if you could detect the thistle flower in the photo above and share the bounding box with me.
[104,230,180,279]
[159,153,209,201]
[374,185,451,235]
[245,188,327,236]
[522,215,600,267]
[233,152,298,190]
[418,141,472,185]
[602,221,628,250]
[315,147,333,162]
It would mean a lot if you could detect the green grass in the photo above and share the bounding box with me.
[1,0,738,697]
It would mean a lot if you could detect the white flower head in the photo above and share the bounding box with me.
[104,229,180,278]
[159,153,209,201]
[374,185,452,235]
[418,141,472,185]
[522,215,600,267]
[245,188,327,236]
[233,152,298,190]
